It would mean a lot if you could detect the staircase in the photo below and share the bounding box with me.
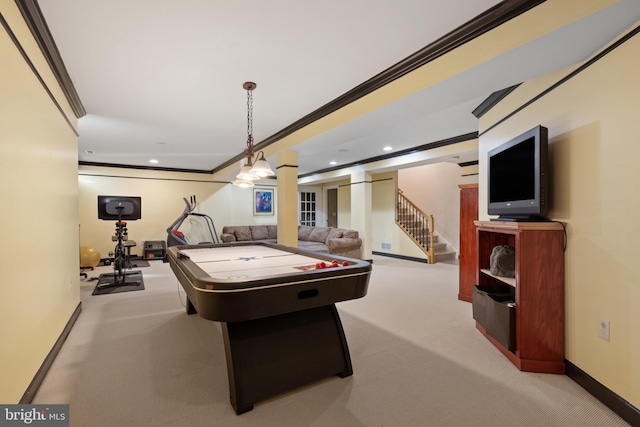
[431,235,457,262]
[396,189,456,263]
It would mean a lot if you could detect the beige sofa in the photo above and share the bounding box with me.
[220,225,362,259]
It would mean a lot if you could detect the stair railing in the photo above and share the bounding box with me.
[396,189,435,264]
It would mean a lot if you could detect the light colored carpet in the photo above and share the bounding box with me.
[33,256,629,426]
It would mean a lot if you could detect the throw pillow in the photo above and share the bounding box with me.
[342,230,359,238]
[309,227,331,244]
[327,228,343,240]
[250,226,269,240]
[298,225,314,241]
[267,225,278,239]
[233,227,251,241]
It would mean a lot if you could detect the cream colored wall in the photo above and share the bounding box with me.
[478,24,640,408]
[228,181,278,226]
[459,164,479,186]
[0,4,80,402]
[337,181,352,230]
[371,172,428,259]
[78,166,278,257]
[275,150,297,246]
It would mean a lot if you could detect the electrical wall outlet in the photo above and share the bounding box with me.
[598,318,610,341]
[381,242,392,250]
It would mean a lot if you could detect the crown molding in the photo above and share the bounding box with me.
[211,0,546,175]
[14,0,86,118]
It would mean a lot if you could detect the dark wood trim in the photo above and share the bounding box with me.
[336,177,394,188]
[566,360,640,426]
[481,23,640,137]
[338,178,393,188]
[472,84,520,118]
[78,172,229,184]
[211,0,546,175]
[458,183,479,189]
[372,251,426,263]
[20,302,82,403]
[0,11,78,136]
[299,132,477,178]
[14,0,86,118]
[372,177,394,184]
[459,160,479,167]
[78,161,212,174]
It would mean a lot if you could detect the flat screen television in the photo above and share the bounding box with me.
[487,125,548,221]
[97,195,142,220]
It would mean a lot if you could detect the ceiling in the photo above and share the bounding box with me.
[34,0,640,180]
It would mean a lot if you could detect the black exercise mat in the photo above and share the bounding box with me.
[92,271,145,295]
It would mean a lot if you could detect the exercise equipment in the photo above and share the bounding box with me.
[94,196,143,293]
[167,195,219,247]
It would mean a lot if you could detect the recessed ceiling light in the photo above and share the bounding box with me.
[383,146,393,151]
[149,159,159,164]
[85,150,95,154]
[330,161,337,165]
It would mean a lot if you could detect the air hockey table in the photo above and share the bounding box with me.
[167,241,371,414]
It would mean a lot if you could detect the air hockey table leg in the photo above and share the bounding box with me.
[186,296,197,315]
[222,304,353,415]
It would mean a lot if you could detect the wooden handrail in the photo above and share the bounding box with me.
[396,189,431,223]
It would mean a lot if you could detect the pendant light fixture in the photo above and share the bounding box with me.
[232,82,275,187]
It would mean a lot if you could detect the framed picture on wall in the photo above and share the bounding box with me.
[253,188,274,216]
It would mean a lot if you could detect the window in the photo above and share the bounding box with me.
[299,192,316,226]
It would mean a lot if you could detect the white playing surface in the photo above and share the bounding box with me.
[178,245,328,281]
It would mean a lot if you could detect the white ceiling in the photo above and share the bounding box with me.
[36,0,640,179]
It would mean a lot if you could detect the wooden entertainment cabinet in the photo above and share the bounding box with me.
[474,221,565,374]
[458,184,478,302]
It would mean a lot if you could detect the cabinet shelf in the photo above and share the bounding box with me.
[480,269,516,287]
[474,221,565,374]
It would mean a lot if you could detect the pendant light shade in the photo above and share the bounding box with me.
[232,178,255,188]
[250,152,275,177]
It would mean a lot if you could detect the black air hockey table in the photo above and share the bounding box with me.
[167,242,371,414]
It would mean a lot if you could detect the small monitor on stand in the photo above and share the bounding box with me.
[98,196,142,220]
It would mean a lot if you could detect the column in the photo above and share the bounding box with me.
[276,150,298,247]
[350,170,372,260]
